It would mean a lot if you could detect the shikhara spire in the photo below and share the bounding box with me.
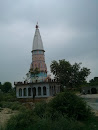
[32,23,44,51]
[30,23,47,82]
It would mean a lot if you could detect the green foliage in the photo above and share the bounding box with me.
[0,101,25,111]
[34,101,47,118]
[0,91,25,111]
[0,92,4,102]
[1,82,12,93]
[30,68,40,78]
[50,60,90,88]
[89,77,98,86]
[5,110,82,130]
[0,82,2,90]
[5,110,39,130]
[5,103,98,130]
[28,116,82,130]
[4,92,98,130]
[48,91,93,121]
[0,91,17,102]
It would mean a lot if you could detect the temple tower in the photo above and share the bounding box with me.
[29,23,47,82]
[15,24,60,99]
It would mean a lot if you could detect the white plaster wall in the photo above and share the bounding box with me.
[16,83,50,98]
[16,85,33,98]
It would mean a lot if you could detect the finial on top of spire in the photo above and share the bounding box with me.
[36,22,39,29]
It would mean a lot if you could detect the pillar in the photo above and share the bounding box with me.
[22,88,23,98]
[16,88,19,97]
[31,87,33,97]
[36,86,38,96]
[47,86,49,97]
[41,87,43,96]
[49,86,51,96]
[27,87,28,97]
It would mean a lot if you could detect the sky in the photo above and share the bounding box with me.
[0,0,97,86]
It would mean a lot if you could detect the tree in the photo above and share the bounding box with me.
[30,67,40,81]
[50,60,90,88]
[48,91,92,121]
[2,82,12,93]
[0,82,2,90]
[89,77,98,86]
[31,68,39,76]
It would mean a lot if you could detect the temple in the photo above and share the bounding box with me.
[15,24,60,99]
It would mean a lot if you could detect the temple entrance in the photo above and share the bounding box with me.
[28,88,31,96]
[32,87,36,96]
[43,86,46,95]
[38,87,41,95]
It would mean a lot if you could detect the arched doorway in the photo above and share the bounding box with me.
[32,87,36,96]
[91,88,97,94]
[19,88,22,97]
[38,87,41,95]
[23,88,27,96]
[43,86,46,95]
[28,88,31,96]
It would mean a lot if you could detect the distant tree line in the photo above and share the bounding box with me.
[0,82,12,93]
[89,77,98,86]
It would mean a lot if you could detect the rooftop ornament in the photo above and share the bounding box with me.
[36,22,39,29]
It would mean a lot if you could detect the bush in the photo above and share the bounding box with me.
[0,92,17,102]
[5,110,39,130]
[5,91,96,130]
[34,101,47,118]
[1,82,12,93]
[5,110,83,130]
[31,115,83,130]
[0,101,25,111]
[48,91,93,120]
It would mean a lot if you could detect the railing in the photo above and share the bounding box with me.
[14,79,59,85]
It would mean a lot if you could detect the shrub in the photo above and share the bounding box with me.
[2,82,12,93]
[5,111,83,130]
[5,91,96,130]
[0,92,17,102]
[0,101,25,111]
[30,115,82,130]
[0,92,4,102]
[5,110,39,130]
[48,91,93,120]
[34,101,47,118]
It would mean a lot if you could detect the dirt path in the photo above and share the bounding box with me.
[0,108,18,129]
[78,94,98,116]
[79,94,98,98]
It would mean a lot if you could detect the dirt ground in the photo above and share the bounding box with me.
[0,108,18,129]
[79,94,98,99]
[79,94,98,116]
